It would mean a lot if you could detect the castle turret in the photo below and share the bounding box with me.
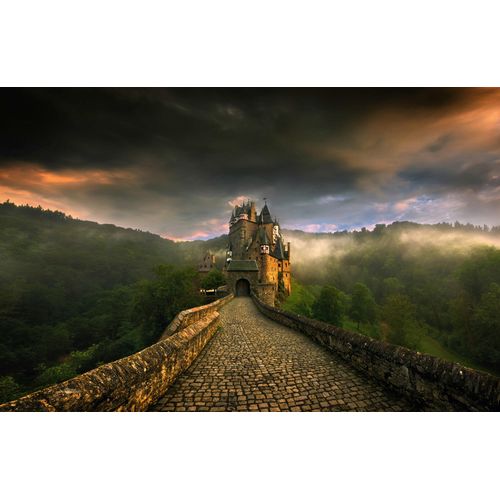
[259,226,270,255]
[249,201,256,222]
[226,243,233,265]
[272,219,280,244]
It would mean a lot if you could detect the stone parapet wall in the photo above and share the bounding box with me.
[161,293,233,339]
[252,294,500,411]
[0,295,233,412]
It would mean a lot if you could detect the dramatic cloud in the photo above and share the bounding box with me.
[1,88,499,239]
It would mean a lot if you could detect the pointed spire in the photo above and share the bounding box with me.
[260,199,272,224]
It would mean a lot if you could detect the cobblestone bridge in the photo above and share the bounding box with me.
[153,297,423,411]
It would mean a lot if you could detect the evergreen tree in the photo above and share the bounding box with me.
[382,294,421,348]
[201,268,226,290]
[312,285,345,326]
[469,283,500,366]
[350,282,376,330]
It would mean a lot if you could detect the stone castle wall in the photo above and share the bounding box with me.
[252,294,500,411]
[0,295,233,412]
[254,283,276,306]
[280,259,291,294]
[229,219,258,259]
[225,271,259,297]
[260,253,278,284]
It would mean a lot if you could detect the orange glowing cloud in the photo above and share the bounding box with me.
[0,163,136,190]
[162,217,229,241]
[0,162,138,220]
[227,195,255,207]
[308,88,500,175]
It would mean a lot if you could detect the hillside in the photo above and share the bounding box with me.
[0,202,212,402]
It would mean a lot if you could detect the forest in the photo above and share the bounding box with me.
[281,223,500,376]
[0,202,216,402]
[1,201,499,403]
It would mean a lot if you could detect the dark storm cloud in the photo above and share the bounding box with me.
[1,88,499,238]
[401,161,500,192]
[0,88,467,166]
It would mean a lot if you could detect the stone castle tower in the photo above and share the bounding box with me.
[224,200,291,306]
[198,251,216,272]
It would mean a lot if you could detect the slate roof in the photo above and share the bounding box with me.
[272,237,285,260]
[227,260,259,272]
[260,204,273,224]
[258,226,270,245]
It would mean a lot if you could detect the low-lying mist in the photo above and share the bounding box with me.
[285,226,500,265]
[282,223,500,285]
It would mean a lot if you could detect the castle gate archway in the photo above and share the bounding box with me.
[235,278,251,297]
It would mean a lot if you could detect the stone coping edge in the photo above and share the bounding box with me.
[161,293,233,339]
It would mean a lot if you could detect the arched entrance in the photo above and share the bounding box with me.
[235,278,250,297]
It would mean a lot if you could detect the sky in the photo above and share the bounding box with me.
[1,88,499,240]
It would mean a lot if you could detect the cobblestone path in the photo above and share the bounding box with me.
[152,298,423,411]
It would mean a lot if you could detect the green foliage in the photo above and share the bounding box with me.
[312,285,346,326]
[469,283,500,366]
[458,247,500,301]
[382,294,422,349]
[133,265,203,344]
[200,268,226,290]
[281,278,316,317]
[382,277,404,298]
[343,318,381,340]
[0,376,21,403]
[34,363,78,388]
[350,282,376,329]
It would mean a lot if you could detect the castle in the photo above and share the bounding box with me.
[224,200,291,306]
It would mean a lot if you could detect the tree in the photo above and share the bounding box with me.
[458,247,500,303]
[200,268,226,290]
[132,265,202,343]
[350,282,376,330]
[281,278,315,317]
[294,298,312,317]
[382,294,421,349]
[382,277,404,298]
[312,285,345,326]
[0,376,20,404]
[34,363,78,388]
[469,283,500,368]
